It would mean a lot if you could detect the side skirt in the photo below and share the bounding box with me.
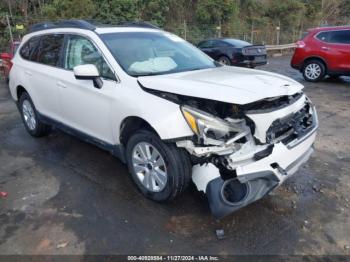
[37,112,126,163]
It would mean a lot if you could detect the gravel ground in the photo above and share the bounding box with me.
[0,56,349,255]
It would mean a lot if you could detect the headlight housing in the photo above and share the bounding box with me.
[181,105,248,145]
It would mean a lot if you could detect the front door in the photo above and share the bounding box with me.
[58,34,118,144]
[327,30,350,72]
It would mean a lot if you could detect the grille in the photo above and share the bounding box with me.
[266,103,314,145]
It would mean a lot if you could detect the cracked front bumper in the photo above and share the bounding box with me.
[192,129,317,218]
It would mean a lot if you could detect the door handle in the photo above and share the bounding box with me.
[57,81,67,88]
[321,47,330,51]
[25,70,32,76]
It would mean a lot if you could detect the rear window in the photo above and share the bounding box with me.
[223,39,251,48]
[37,34,65,67]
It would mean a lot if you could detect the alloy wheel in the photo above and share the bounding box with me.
[22,100,37,130]
[218,57,230,65]
[131,142,168,192]
[305,63,321,80]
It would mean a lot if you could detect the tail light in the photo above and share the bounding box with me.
[296,40,306,48]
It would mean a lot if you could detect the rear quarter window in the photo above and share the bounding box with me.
[315,31,332,42]
[20,36,41,61]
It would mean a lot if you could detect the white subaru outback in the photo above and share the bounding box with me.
[9,20,318,218]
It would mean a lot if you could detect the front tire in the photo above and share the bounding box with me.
[125,129,191,202]
[302,60,326,82]
[19,92,51,137]
[217,56,231,66]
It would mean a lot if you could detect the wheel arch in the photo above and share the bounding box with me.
[119,116,160,146]
[16,85,28,101]
[217,54,231,62]
[302,56,328,72]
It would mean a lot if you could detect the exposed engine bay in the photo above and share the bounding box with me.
[143,84,318,218]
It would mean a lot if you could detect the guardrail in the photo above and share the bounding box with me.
[265,43,297,56]
[265,43,297,51]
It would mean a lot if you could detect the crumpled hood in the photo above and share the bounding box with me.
[138,66,304,105]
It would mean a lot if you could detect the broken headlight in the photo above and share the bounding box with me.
[181,105,248,145]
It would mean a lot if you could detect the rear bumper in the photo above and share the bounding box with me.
[192,127,317,218]
[291,63,302,71]
[290,50,304,71]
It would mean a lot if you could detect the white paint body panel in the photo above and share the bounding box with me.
[236,132,316,179]
[138,66,303,105]
[192,163,221,192]
[192,132,316,192]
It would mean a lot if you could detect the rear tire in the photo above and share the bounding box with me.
[302,59,326,82]
[19,92,51,137]
[125,129,192,202]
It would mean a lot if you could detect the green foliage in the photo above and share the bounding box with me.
[138,0,170,26]
[195,0,238,24]
[41,0,96,19]
[1,0,350,47]
[97,0,139,23]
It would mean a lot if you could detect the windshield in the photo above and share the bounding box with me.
[100,31,217,76]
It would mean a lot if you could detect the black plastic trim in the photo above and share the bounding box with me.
[206,176,278,219]
[29,20,97,33]
[36,112,126,163]
[29,20,160,33]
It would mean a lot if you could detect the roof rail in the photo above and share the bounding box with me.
[28,19,160,33]
[29,20,96,33]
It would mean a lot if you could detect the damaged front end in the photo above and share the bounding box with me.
[176,92,318,218]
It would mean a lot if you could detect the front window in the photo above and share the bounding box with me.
[64,35,116,80]
[100,32,217,77]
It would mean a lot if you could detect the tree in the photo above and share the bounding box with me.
[41,0,96,19]
[95,0,139,23]
[137,0,170,26]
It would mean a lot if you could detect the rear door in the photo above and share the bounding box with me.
[20,34,65,121]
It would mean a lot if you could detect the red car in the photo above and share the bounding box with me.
[0,41,21,81]
[291,26,350,82]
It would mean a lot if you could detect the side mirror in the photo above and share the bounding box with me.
[73,64,103,89]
